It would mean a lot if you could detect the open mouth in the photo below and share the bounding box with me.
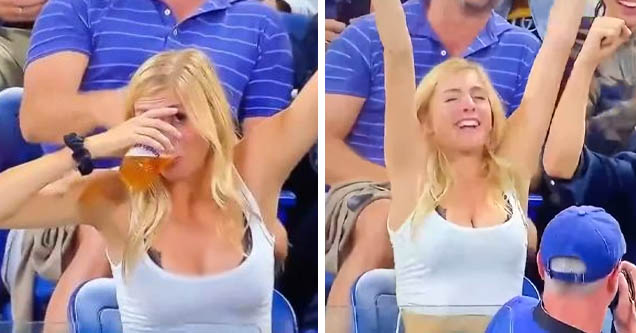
[619,0,636,9]
[456,118,481,129]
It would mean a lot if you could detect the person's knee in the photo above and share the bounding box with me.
[350,199,393,267]
[354,198,391,236]
[64,226,110,277]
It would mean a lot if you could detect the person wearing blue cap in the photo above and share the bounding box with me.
[487,206,636,333]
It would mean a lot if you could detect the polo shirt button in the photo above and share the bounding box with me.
[172,29,178,36]
[164,8,171,16]
[441,50,447,56]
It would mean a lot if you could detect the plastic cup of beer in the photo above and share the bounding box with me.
[119,145,174,192]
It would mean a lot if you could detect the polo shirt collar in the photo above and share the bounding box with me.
[533,301,588,333]
[405,0,514,56]
[197,0,244,13]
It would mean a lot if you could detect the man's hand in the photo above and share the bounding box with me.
[326,19,346,46]
[614,261,636,333]
[0,0,47,23]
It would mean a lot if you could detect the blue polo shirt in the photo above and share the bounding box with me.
[27,0,294,122]
[486,296,586,333]
[325,0,540,166]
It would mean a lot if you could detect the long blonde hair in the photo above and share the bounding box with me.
[411,58,515,221]
[121,49,246,278]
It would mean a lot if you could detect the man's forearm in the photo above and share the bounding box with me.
[326,137,388,185]
[20,88,126,144]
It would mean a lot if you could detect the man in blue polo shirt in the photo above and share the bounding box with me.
[9,0,293,326]
[21,0,293,139]
[487,206,636,333]
[324,0,541,327]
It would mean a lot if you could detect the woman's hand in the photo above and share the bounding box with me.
[85,108,182,159]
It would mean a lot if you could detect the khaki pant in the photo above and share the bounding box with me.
[0,27,31,90]
[402,312,491,333]
[325,181,391,274]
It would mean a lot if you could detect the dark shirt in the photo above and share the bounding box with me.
[545,147,636,262]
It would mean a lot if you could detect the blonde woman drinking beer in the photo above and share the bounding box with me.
[0,49,317,333]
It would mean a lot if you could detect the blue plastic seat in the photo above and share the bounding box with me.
[351,269,541,333]
[528,194,543,222]
[326,272,335,301]
[278,190,297,225]
[68,278,298,333]
[0,87,43,173]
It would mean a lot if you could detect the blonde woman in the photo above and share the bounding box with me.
[0,49,317,332]
[374,0,629,331]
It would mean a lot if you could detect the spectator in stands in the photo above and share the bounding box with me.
[325,0,355,46]
[325,0,409,47]
[487,206,636,333]
[494,0,555,40]
[370,0,627,331]
[543,1,636,263]
[495,1,617,42]
[264,0,317,15]
[12,0,293,327]
[534,0,636,156]
[275,12,318,332]
[0,0,47,91]
[0,49,317,333]
[325,0,540,330]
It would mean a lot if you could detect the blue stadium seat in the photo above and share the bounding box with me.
[528,194,543,222]
[273,289,299,333]
[0,87,43,173]
[351,269,541,333]
[0,271,56,321]
[67,278,120,333]
[278,190,297,225]
[326,272,335,301]
[350,269,400,333]
[68,278,298,333]
[522,276,540,300]
[33,275,56,320]
[280,13,317,90]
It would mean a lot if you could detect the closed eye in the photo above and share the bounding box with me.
[175,113,187,122]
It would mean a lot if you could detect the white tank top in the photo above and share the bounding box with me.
[109,184,275,333]
[388,191,528,316]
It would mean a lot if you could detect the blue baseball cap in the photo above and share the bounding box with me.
[540,206,626,283]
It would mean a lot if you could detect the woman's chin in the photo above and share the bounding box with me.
[160,159,184,181]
